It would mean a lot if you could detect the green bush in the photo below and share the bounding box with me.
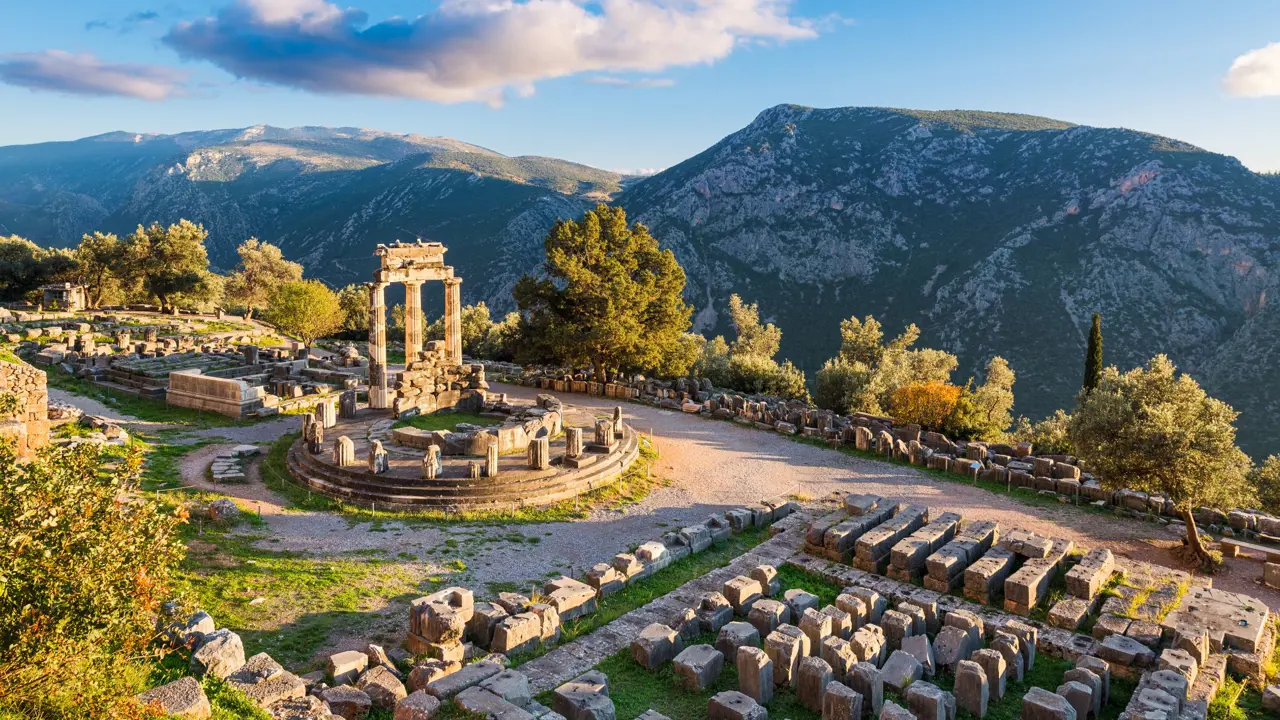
[0,442,186,718]
[724,353,809,401]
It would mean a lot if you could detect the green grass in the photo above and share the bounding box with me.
[566,633,821,720]
[391,411,495,432]
[177,530,423,670]
[42,365,260,429]
[257,431,666,525]
[0,345,20,364]
[512,526,772,664]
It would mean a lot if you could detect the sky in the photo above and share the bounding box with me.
[0,1,1278,173]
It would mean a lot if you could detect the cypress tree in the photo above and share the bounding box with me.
[1083,312,1103,391]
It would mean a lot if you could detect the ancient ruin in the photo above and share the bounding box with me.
[282,241,641,510]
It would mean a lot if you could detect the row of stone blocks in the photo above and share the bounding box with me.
[629,567,1121,720]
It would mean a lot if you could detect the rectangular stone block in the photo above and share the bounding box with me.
[963,547,1016,604]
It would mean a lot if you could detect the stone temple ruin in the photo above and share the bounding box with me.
[284,241,641,510]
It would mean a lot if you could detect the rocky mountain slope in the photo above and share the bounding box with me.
[0,125,616,311]
[620,106,1280,456]
[2,110,1279,454]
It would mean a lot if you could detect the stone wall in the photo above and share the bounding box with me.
[393,341,487,418]
[0,358,50,460]
[167,370,265,419]
[487,364,1280,541]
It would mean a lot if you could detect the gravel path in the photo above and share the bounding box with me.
[161,381,1278,608]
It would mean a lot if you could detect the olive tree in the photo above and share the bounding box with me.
[1068,355,1254,568]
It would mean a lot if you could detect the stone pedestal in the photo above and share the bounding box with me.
[369,440,388,474]
[486,443,499,478]
[423,446,441,480]
[316,398,337,429]
[529,437,550,470]
[334,436,355,467]
[338,390,357,419]
[566,427,584,458]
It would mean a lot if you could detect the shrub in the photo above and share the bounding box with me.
[814,358,872,414]
[0,442,187,718]
[1010,410,1074,455]
[1248,455,1280,510]
[725,353,809,401]
[887,381,962,428]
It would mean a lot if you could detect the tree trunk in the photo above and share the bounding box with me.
[244,306,254,321]
[1182,507,1209,563]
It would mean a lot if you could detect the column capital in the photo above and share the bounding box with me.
[444,276,462,287]
[403,279,425,288]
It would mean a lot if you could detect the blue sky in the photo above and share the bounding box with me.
[1,1,1278,173]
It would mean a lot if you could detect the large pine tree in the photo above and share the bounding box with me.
[1082,312,1103,391]
[513,204,692,381]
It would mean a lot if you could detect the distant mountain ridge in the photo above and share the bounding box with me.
[2,108,1279,455]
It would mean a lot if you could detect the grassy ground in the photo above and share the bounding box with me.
[257,430,665,524]
[1208,622,1280,720]
[43,365,259,429]
[391,411,495,432]
[510,526,772,665]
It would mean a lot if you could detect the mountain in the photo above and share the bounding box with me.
[2,109,1279,455]
[0,125,619,311]
[620,105,1280,456]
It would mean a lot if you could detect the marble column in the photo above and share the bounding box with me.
[368,282,389,409]
[404,280,424,363]
[444,277,463,365]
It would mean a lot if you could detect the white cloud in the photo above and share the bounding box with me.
[585,75,676,88]
[0,50,187,100]
[164,0,819,106]
[1224,42,1280,97]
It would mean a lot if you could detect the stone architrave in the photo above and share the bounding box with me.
[566,427,584,458]
[367,282,389,409]
[333,436,356,467]
[423,446,441,480]
[486,442,499,478]
[368,439,388,474]
[528,437,550,470]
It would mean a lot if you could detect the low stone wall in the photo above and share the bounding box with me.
[167,370,265,419]
[488,364,1280,544]
[0,358,49,460]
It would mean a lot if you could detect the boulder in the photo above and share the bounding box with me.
[881,650,923,694]
[708,690,767,720]
[136,677,211,719]
[673,644,725,691]
[355,665,408,710]
[633,622,684,671]
[322,685,373,720]
[394,690,441,720]
[190,628,246,680]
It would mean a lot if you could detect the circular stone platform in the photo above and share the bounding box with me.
[284,406,641,511]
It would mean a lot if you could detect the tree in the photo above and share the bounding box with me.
[0,441,185,718]
[726,295,782,359]
[265,280,344,347]
[121,220,217,312]
[0,236,77,303]
[1083,312,1103,392]
[427,302,497,357]
[513,204,692,380]
[336,284,370,335]
[223,238,303,320]
[74,232,125,308]
[1068,355,1255,568]
[945,356,1017,440]
[815,313,958,417]
[1248,456,1280,511]
[1011,410,1074,455]
[475,311,523,362]
[888,381,963,428]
